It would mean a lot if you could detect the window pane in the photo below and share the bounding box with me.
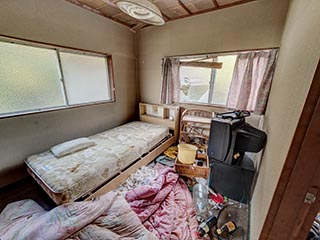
[60,52,111,105]
[0,42,65,115]
[211,55,237,105]
[179,63,211,103]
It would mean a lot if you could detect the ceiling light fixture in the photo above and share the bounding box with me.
[116,0,165,25]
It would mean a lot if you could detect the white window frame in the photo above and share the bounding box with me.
[0,35,115,119]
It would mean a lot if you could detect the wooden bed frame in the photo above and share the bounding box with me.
[83,103,180,200]
[27,103,179,204]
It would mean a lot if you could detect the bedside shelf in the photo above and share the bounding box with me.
[139,103,180,142]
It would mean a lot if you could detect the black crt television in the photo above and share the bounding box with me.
[207,111,267,203]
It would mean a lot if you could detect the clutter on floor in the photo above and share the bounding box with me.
[188,177,248,240]
[154,145,249,240]
[0,142,249,240]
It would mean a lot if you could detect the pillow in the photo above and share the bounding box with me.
[51,137,95,158]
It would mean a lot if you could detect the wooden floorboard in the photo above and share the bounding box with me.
[0,176,56,212]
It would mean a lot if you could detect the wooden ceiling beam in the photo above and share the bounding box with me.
[212,0,220,8]
[111,12,125,18]
[178,0,193,15]
[131,23,151,32]
[161,11,171,21]
[219,0,256,9]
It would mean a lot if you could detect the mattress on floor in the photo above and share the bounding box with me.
[25,121,169,204]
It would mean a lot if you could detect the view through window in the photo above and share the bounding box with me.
[179,55,237,106]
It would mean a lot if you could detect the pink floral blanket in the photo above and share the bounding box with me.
[125,165,199,240]
[0,191,157,240]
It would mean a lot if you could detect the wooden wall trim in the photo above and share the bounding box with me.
[260,60,320,239]
[270,97,320,239]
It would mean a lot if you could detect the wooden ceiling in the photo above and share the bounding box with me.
[65,0,257,31]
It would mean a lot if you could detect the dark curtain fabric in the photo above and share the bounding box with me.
[226,49,279,114]
[160,58,180,104]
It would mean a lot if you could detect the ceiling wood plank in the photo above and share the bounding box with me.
[97,0,117,8]
[178,0,193,15]
[212,0,220,8]
[95,3,108,10]
[64,0,132,28]
[158,0,257,26]
[94,0,117,10]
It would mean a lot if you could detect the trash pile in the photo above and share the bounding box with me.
[187,177,246,240]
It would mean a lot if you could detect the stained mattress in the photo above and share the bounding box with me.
[25,121,169,204]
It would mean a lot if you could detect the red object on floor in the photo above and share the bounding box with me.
[211,193,224,204]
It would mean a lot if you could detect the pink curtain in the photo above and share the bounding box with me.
[160,58,180,104]
[226,49,279,114]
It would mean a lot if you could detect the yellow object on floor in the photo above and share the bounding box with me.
[164,146,178,159]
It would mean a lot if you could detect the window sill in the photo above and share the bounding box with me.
[0,99,115,119]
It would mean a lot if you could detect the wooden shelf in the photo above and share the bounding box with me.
[181,115,212,124]
[180,132,209,140]
[140,115,175,129]
[179,109,214,148]
[139,103,180,142]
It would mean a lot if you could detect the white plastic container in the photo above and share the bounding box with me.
[178,143,198,164]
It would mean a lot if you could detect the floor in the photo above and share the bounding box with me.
[0,176,56,212]
[211,201,249,239]
[0,172,249,240]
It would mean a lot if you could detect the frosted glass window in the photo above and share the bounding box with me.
[0,38,114,118]
[0,42,65,115]
[60,52,111,105]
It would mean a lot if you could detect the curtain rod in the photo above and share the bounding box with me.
[165,47,279,59]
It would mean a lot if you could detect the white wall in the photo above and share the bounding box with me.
[250,0,320,238]
[138,0,290,104]
[0,0,137,186]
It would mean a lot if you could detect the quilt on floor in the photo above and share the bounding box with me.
[125,164,199,240]
[0,191,158,240]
